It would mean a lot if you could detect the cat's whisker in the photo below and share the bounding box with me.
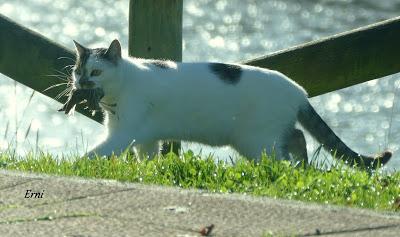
[43,82,70,92]
[55,87,68,99]
[62,64,75,69]
[57,56,76,63]
[48,70,72,82]
[54,69,71,78]
[45,74,69,82]
[55,87,73,100]
[55,91,67,100]
[61,64,75,72]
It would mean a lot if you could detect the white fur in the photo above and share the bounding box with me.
[76,54,310,160]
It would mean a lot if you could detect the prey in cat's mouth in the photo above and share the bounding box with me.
[58,87,104,115]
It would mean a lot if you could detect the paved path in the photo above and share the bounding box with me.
[0,170,399,236]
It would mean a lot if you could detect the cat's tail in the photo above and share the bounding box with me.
[297,101,392,169]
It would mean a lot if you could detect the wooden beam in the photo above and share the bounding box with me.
[128,0,183,154]
[1,12,399,126]
[243,16,400,97]
[0,14,103,123]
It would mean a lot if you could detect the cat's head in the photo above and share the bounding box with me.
[72,39,122,92]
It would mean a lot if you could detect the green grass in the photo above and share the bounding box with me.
[0,151,399,211]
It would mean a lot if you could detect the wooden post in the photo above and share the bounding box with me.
[243,16,400,97]
[128,0,183,155]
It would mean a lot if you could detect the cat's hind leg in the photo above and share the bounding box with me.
[234,127,308,165]
[286,128,308,165]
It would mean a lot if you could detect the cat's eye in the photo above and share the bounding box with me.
[90,69,102,77]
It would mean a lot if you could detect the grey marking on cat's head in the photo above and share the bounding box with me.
[73,40,90,76]
[209,63,242,85]
[73,39,122,68]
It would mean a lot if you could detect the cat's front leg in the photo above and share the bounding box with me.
[86,134,135,159]
[134,141,160,159]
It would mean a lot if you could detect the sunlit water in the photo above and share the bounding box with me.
[0,0,399,170]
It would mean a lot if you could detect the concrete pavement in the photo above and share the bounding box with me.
[0,170,399,236]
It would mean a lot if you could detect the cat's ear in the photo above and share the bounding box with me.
[105,39,122,63]
[73,40,88,56]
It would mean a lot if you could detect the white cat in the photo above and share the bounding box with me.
[70,39,391,168]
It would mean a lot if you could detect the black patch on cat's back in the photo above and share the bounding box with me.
[209,63,242,85]
[150,60,173,69]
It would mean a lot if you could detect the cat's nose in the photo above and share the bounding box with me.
[79,80,95,89]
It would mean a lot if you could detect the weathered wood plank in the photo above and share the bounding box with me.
[243,16,400,97]
[0,14,103,123]
[128,0,183,154]
[128,0,183,61]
